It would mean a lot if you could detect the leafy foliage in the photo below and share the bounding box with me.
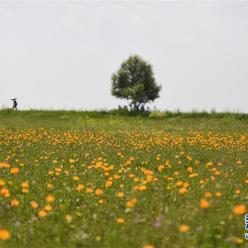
[111,55,161,109]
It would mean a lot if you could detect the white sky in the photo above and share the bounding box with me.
[0,0,248,112]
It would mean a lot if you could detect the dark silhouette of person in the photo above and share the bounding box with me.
[11,98,17,110]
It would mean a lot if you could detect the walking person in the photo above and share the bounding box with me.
[11,98,18,110]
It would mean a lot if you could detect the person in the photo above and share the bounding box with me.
[11,98,17,110]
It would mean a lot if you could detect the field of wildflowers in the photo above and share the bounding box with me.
[0,111,247,247]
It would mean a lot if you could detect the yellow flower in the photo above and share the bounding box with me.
[65,214,72,223]
[0,229,10,240]
[233,204,246,215]
[200,198,210,209]
[179,224,190,233]
[116,217,125,224]
[10,167,19,174]
[46,194,55,203]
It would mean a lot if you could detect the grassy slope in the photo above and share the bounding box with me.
[0,109,248,132]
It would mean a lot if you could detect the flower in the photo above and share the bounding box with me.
[0,229,10,240]
[116,218,125,224]
[11,198,20,207]
[38,210,47,218]
[116,192,124,198]
[233,204,246,215]
[126,198,137,208]
[179,224,190,233]
[31,201,39,209]
[95,188,104,196]
[179,187,187,194]
[200,198,210,208]
[10,167,19,174]
[46,194,55,203]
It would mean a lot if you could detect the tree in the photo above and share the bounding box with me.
[111,55,161,110]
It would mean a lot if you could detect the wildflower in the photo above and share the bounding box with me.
[179,187,187,194]
[200,198,210,209]
[143,245,154,248]
[0,229,10,240]
[44,205,52,212]
[65,214,72,223]
[116,218,125,224]
[46,194,55,203]
[126,198,137,208]
[179,224,190,233]
[1,188,10,197]
[10,198,20,207]
[76,184,84,192]
[0,179,5,186]
[31,201,39,209]
[116,192,125,198]
[86,188,93,193]
[94,188,103,196]
[233,204,246,215]
[215,192,222,197]
[10,167,19,174]
[38,210,47,218]
[47,183,54,189]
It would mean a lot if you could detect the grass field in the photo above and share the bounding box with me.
[0,110,247,248]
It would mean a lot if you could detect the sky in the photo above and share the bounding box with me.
[0,0,248,112]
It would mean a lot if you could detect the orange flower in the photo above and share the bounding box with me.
[143,245,154,248]
[38,210,47,218]
[10,167,19,174]
[233,204,246,215]
[204,192,212,198]
[179,224,190,233]
[31,201,39,209]
[86,188,93,193]
[0,179,5,186]
[179,187,187,194]
[126,198,137,208]
[105,180,112,188]
[10,198,20,207]
[76,184,84,192]
[1,188,10,197]
[46,194,55,203]
[215,191,222,197]
[95,188,104,196]
[44,205,52,212]
[0,229,10,240]
[200,198,210,209]
[116,192,124,198]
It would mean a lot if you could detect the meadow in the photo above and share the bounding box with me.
[0,110,247,248]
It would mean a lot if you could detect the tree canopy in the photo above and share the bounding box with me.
[111,55,161,110]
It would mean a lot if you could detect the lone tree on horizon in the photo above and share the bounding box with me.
[111,55,161,110]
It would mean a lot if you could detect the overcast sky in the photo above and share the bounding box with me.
[0,0,248,112]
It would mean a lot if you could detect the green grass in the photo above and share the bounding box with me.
[0,110,247,248]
